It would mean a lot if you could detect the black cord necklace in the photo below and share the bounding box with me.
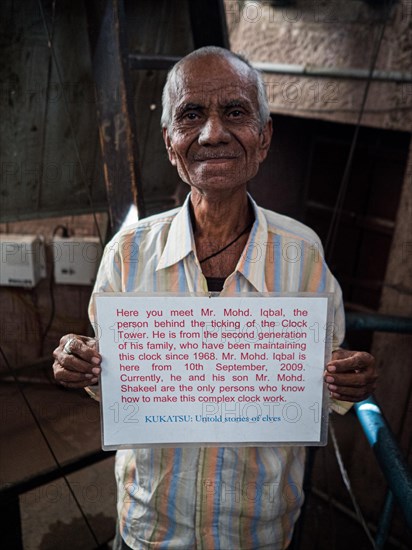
[199,221,254,264]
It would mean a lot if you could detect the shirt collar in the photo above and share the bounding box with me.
[156,193,269,292]
[234,195,269,293]
[156,194,195,271]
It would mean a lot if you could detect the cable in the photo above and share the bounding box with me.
[321,5,393,547]
[199,221,254,264]
[324,11,391,261]
[329,421,377,548]
[272,105,412,115]
[37,0,105,249]
[36,0,56,211]
[0,344,101,548]
[40,225,70,353]
[12,4,107,542]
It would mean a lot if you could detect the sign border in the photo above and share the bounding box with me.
[94,292,334,449]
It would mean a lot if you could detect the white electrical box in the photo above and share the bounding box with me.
[0,234,46,288]
[52,237,103,285]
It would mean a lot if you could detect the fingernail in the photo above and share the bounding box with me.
[328,384,337,391]
[90,377,98,384]
[92,356,101,365]
[92,367,101,375]
[325,375,334,383]
[327,365,336,373]
[85,373,94,379]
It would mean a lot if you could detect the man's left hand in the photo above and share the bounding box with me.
[324,349,377,403]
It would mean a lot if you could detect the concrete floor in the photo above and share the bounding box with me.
[0,370,117,549]
[20,459,116,549]
[19,487,410,550]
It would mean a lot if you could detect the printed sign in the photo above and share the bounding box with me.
[94,293,332,449]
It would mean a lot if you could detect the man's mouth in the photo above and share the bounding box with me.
[194,154,240,162]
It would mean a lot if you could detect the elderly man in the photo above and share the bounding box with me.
[53,47,376,550]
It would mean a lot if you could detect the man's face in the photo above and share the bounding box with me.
[163,55,272,196]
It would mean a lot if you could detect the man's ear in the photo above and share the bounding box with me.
[162,127,176,166]
[258,118,273,163]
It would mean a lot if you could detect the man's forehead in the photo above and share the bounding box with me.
[179,53,252,79]
[174,80,258,107]
[172,54,257,99]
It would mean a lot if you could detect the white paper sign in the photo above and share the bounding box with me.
[94,293,332,449]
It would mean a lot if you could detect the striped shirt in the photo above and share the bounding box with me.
[89,194,346,550]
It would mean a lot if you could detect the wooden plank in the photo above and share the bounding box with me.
[86,0,145,229]
[0,0,107,222]
[124,0,194,215]
[0,0,49,221]
[39,1,107,216]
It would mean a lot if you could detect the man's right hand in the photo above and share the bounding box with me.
[52,334,101,388]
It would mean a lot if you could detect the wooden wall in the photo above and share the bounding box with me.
[0,0,410,544]
[0,0,108,223]
[0,213,107,367]
[226,0,412,542]
[226,0,412,132]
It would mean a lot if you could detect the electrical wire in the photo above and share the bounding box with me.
[36,0,56,211]
[270,105,412,115]
[9,1,108,544]
[329,421,377,548]
[0,344,101,548]
[37,0,104,249]
[40,225,70,353]
[324,12,391,261]
[321,4,394,547]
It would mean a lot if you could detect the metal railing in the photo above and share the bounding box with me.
[355,397,412,546]
[348,312,412,548]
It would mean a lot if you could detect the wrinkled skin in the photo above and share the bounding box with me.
[53,53,377,403]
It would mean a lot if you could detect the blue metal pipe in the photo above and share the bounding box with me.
[354,397,412,531]
[375,491,394,550]
[345,312,412,334]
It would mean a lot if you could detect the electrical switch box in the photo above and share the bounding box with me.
[52,237,103,285]
[0,234,46,288]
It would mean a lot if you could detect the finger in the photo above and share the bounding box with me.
[53,342,101,380]
[327,351,374,374]
[324,371,376,389]
[55,350,102,377]
[84,338,97,349]
[325,374,377,402]
[328,385,376,403]
[53,360,99,387]
[326,361,376,386]
[54,335,101,366]
[63,334,101,363]
[60,380,98,389]
[324,371,378,401]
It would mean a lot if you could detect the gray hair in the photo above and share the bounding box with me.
[161,46,270,132]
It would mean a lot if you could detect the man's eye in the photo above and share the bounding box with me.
[184,112,199,120]
[228,109,243,118]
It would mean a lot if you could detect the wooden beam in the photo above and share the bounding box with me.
[86,0,146,231]
[188,0,229,49]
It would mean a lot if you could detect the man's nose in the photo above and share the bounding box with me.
[198,115,230,145]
